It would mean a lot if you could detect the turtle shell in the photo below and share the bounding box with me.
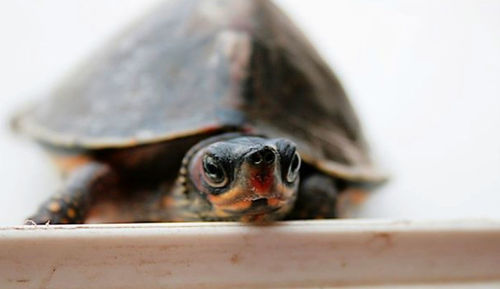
[15,0,384,183]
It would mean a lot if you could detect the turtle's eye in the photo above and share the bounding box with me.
[286,152,301,183]
[202,155,228,188]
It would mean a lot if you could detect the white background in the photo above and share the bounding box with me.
[0,0,499,225]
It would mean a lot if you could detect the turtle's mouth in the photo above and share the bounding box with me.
[222,198,283,215]
[209,163,298,219]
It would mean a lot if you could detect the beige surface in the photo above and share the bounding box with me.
[1,220,500,289]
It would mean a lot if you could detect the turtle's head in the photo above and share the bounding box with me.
[179,134,300,222]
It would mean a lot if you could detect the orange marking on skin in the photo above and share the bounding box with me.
[223,200,252,211]
[241,213,269,223]
[336,188,369,218]
[208,187,254,212]
[66,208,76,219]
[162,196,174,208]
[48,202,61,213]
[53,155,92,173]
[207,186,245,206]
[346,189,368,204]
[267,198,281,207]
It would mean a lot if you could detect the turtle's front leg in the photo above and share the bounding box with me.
[28,162,115,224]
[287,174,339,220]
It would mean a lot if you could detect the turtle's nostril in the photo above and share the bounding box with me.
[248,147,275,166]
[262,148,275,165]
[248,151,263,165]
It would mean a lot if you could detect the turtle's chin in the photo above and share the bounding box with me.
[236,199,296,223]
[211,185,298,222]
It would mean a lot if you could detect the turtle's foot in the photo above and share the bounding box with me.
[287,174,338,220]
[28,190,87,224]
[27,162,114,225]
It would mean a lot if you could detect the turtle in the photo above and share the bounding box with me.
[13,0,384,224]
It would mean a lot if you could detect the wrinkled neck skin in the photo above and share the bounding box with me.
[166,133,300,222]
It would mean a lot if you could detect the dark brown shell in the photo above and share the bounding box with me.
[15,0,383,183]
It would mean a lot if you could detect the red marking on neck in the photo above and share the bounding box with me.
[250,168,274,195]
